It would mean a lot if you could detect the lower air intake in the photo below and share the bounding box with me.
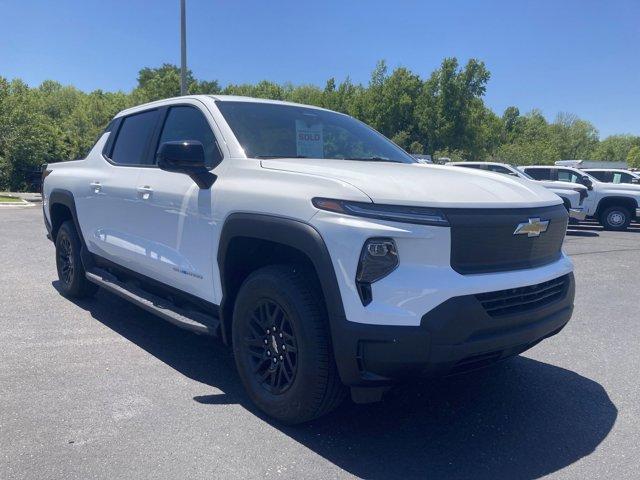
[477,275,570,317]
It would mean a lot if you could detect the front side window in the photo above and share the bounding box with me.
[613,172,634,184]
[157,106,222,168]
[216,101,415,163]
[110,110,160,165]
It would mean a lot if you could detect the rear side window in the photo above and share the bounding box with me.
[157,106,222,168]
[458,164,485,170]
[587,171,607,182]
[557,169,581,183]
[110,110,160,166]
[525,168,551,180]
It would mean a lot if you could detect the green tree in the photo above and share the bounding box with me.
[415,58,491,159]
[550,112,598,160]
[627,146,640,169]
[4,58,639,190]
[592,134,640,162]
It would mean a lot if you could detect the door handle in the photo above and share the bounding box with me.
[90,181,102,192]
[136,185,153,199]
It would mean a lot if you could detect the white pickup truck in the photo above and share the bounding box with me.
[522,166,640,231]
[447,161,588,221]
[584,168,640,185]
[42,95,575,423]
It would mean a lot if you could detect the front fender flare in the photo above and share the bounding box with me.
[217,212,347,345]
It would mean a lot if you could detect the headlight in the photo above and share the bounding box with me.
[312,198,449,226]
[355,238,399,306]
[357,238,399,284]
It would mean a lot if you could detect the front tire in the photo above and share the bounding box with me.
[55,221,98,298]
[599,206,631,231]
[232,265,345,424]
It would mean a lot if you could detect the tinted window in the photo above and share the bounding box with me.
[486,165,513,174]
[110,110,160,165]
[458,164,485,170]
[525,168,552,180]
[557,169,581,183]
[158,106,222,168]
[588,171,608,181]
[217,101,415,163]
[614,172,635,184]
[515,167,534,179]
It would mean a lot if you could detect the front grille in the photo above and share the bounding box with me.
[477,274,570,317]
[448,204,568,274]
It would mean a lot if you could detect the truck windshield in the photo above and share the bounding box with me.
[216,101,415,163]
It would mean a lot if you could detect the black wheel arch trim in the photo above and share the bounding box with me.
[48,189,94,269]
[595,196,639,217]
[217,213,347,350]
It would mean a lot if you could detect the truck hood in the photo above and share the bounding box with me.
[261,159,562,208]
[537,180,586,191]
[594,182,640,195]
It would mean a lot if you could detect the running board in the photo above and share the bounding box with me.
[86,267,220,336]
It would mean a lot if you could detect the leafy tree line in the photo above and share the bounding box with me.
[1,59,639,190]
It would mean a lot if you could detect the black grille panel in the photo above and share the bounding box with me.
[477,275,570,317]
[448,205,568,274]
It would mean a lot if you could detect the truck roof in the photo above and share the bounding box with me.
[584,168,637,174]
[115,94,337,119]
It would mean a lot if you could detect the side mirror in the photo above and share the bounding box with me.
[156,140,216,189]
[580,176,593,190]
[632,178,639,184]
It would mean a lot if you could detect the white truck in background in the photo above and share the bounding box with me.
[522,166,640,231]
[447,162,588,221]
[584,168,640,185]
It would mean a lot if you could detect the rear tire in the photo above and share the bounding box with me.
[232,264,346,424]
[599,206,631,231]
[55,221,98,298]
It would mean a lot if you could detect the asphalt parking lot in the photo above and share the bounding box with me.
[1,207,639,479]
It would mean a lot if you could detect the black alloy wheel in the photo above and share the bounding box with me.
[55,220,98,298]
[57,235,75,286]
[232,265,346,424]
[243,299,298,395]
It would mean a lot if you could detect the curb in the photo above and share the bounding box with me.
[0,201,36,208]
[0,192,42,204]
[0,194,36,208]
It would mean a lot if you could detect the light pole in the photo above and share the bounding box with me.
[180,0,187,95]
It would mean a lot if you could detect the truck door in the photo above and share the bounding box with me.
[133,102,225,303]
[77,109,161,268]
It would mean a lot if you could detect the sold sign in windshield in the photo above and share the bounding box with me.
[295,120,324,158]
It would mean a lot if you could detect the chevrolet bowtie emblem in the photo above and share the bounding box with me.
[514,218,549,237]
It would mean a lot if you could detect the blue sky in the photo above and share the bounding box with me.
[1,0,638,137]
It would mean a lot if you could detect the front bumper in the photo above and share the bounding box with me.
[331,273,575,387]
[569,208,587,221]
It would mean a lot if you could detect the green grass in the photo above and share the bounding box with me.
[0,195,23,203]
